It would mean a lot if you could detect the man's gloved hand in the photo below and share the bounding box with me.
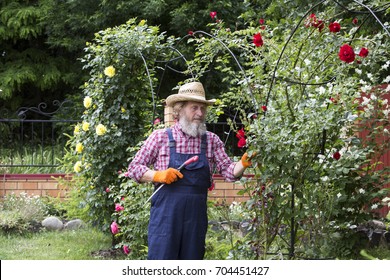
[241,152,256,168]
[153,168,184,184]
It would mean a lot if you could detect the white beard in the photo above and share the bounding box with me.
[179,115,207,137]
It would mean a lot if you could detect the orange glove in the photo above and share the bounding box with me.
[241,152,256,168]
[153,168,183,184]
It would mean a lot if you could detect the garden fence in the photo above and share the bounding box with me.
[0,100,78,172]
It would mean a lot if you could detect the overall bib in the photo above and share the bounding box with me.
[147,128,211,260]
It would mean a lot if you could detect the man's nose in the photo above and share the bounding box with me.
[195,108,204,116]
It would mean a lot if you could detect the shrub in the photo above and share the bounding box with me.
[0,193,48,234]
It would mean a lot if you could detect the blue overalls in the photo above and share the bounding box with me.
[147,128,211,260]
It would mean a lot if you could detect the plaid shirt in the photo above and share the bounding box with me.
[128,122,237,182]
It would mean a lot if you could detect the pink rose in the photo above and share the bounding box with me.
[210,11,217,19]
[123,245,131,255]
[115,204,124,212]
[110,221,119,235]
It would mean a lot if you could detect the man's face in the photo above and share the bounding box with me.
[181,101,207,124]
[179,101,207,137]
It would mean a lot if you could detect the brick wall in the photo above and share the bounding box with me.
[209,175,250,204]
[1,174,70,199]
[0,174,250,203]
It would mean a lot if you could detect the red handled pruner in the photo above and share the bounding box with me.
[144,155,199,206]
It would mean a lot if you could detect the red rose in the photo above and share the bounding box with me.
[352,18,358,25]
[329,22,341,33]
[261,105,267,112]
[305,14,316,27]
[236,128,245,139]
[210,11,217,19]
[333,151,341,160]
[259,18,265,25]
[305,14,324,31]
[338,44,355,63]
[358,47,369,58]
[237,137,247,148]
[236,128,246,148]
[188,30,194,36]
[253,33,263,47]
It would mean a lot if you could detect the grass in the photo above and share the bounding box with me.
[0,227,125,260]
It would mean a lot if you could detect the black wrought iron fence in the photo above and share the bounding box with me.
[0,100,79,172]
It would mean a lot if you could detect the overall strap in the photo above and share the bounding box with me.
[201,133,207,154]
[166,128,176,154]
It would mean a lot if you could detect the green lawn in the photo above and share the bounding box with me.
[0,227,125,260]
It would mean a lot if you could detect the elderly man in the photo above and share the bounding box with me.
[127,81,252,260]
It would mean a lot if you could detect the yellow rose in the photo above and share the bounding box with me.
[96,124,107,136]
[121,106,126,113]
[74,125,80,135]
[75,143,84,153]
[73,161,82,173]
[104,66,116,78]
[82,122,90,131]
[83,96,92,109]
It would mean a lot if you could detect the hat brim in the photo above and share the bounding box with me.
[165,94,216,107]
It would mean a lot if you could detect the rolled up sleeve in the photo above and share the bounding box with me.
[208,133,236,182]
[127,130,165,183]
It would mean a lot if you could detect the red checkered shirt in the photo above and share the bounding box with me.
[128,122,237,182]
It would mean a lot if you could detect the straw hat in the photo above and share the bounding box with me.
[165,82,216,107]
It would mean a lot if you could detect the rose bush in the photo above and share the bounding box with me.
[184,5,389,259]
